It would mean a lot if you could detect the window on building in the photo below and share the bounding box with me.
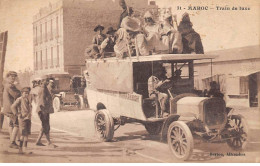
[50,19,53,40]
[56,16,59,38]
[45,22,47,42]
[40,24,42,43]
[35,26,38,45]
[57,45,59,67]
[40,50,43,69]
[45,48,48,69]
[51,47,53,68]
[240,77,248,94]
[35,52,38,70]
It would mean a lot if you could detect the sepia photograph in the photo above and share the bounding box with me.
[0,0,259,163]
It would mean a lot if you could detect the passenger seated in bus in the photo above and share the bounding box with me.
[114,16,152,58]
[160,12,183,54]
[178,13,204,54]
[147,64,170,118]
[100,27,117,58]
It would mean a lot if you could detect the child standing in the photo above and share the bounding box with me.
[11,87,32,154]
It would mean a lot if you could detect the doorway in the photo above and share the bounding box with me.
[249,73,258,107]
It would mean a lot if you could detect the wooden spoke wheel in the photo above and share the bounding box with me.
[167,121,193,161]
[94,109,114,142]
[227,114,249,150]
[144,122,163,135]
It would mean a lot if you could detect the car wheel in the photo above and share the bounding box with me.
[94,109,114,142]
[144,122,163,135]
[167,121,193,161]
[53,97,61,112]
[226,114,249,150]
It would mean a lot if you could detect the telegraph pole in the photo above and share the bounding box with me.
[0,31,8,129]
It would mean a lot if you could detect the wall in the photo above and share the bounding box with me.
[63,6,121,67]
[257,73,260,111]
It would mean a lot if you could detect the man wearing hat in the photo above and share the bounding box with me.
[11,87,32,154]
[148,64,170,118]
[118,0,134,29]
[85,25,106,59]
[2,71,21,148]
[100,27,117,57]
[178,12,204,54]
[92,25,106,45]
[35,77,56,148]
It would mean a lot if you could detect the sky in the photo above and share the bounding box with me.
[0,0,259,72]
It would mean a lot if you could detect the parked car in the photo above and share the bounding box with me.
[84,54,249,161]
[31,72,86,112]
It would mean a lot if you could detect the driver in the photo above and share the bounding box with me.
[147,64,171,117]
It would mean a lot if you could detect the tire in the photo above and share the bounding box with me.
[53,97,61,112]
[94,109,114,142]
[167,121,194,161]
[144,122,163,135]
[226,114,249,150]
[78,95,85,110]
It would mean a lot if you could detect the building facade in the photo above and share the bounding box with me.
[33,0,153,76]
[193,45,260,109]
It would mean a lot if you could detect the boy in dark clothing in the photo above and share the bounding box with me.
[11,87,32,154]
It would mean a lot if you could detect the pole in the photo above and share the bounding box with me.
[211,59,213,78]
[0,31,8,129]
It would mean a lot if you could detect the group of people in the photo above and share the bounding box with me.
[85,0,204,59]
[0,71,56,154]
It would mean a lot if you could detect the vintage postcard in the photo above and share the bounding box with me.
[0,0,259,163]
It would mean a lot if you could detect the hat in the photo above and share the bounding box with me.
[94,25,104,32]
[21,87,31,93]
[106,27,116,34]
[144,11,153,19]
[120,16,141,32]
[6,71,17,77]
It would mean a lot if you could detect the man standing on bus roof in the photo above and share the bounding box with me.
[118,0,134,29]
